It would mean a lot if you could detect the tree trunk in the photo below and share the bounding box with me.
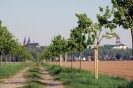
[131,29,133,57]
[65,52,67,62]
[79,52,82,69]
[9,54,11,64]
[12,55,14,62]
[59,55,62,66]
[71,52,73,68]
[50,58,51,64]
[0,50,2,66]
[5,55,7,65]
[0,55,2,67]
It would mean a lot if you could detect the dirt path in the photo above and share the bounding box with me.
[39,66,64,88]
[0,66,30,88]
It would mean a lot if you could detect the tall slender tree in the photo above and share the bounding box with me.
[88,6,117,79]
[73,13,93,69]
[67,35,78,68]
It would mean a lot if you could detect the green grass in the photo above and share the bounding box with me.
[21,82,44,88]
[44,64,133,88]
[21,63,44,88]
[0,62,32,79]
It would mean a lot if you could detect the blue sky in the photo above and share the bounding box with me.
[0,0,131,48]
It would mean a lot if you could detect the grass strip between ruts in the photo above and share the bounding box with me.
[21,63,44,88]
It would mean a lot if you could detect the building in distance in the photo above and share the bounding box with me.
[23,37,39,48]
[104,35,127,50]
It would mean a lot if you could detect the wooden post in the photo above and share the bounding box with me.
[96,45,99,79]
[71,53,73,68]
[94,46,98,79]
[94,46,97,79]
[59,55,62,66]
[56,59,57,65]
[79,52,82,69]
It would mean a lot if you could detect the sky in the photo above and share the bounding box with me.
[0,0,131,48]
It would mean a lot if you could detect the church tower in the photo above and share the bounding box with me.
[27,37,31,45]
[23,37,26,46]
[116,35,120,46]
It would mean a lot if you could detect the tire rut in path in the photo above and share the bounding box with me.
[0,66,30,88]
[39,66,64,88]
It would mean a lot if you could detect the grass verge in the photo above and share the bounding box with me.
[21,63,44,88]
[0,62,32,79]
[44,64,133,88]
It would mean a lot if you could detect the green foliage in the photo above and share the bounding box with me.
[25,47,41,61]
[0,63,32,78]
[75,13,92,29]
[41,35,68,62]
[96,6,116,44]
[40,44,54,61]
[44,64,133,88]
[52,35,68,55]
[112,0,133,29]
[111,0,133,54]
[70,27,87,52]
[0,20,34,63]
[67,37,78,53]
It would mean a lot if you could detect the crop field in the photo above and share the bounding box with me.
[51,61,133,81]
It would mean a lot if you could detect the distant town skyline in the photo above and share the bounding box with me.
[0,0,131,48]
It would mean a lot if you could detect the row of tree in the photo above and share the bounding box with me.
[41,5,116,64]
[40,0,132,79]
[0,21,34,66]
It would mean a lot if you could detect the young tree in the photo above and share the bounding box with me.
[89,6,116,79]
[70,14,93,69]
[46,45,54,64]
[111,0,133,55]
[52,35,67,66]
[70,27,87,69]
[67,35,78,68]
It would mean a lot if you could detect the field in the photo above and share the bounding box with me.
[51,61,133,81]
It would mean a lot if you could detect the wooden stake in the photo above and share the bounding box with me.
[79,52,82,69]
[71,53,73,68]
[96,45,98,79]
[50,58,51,64]
[59,55,62,66]
[65,52,67,62]
[94,46,98,79]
